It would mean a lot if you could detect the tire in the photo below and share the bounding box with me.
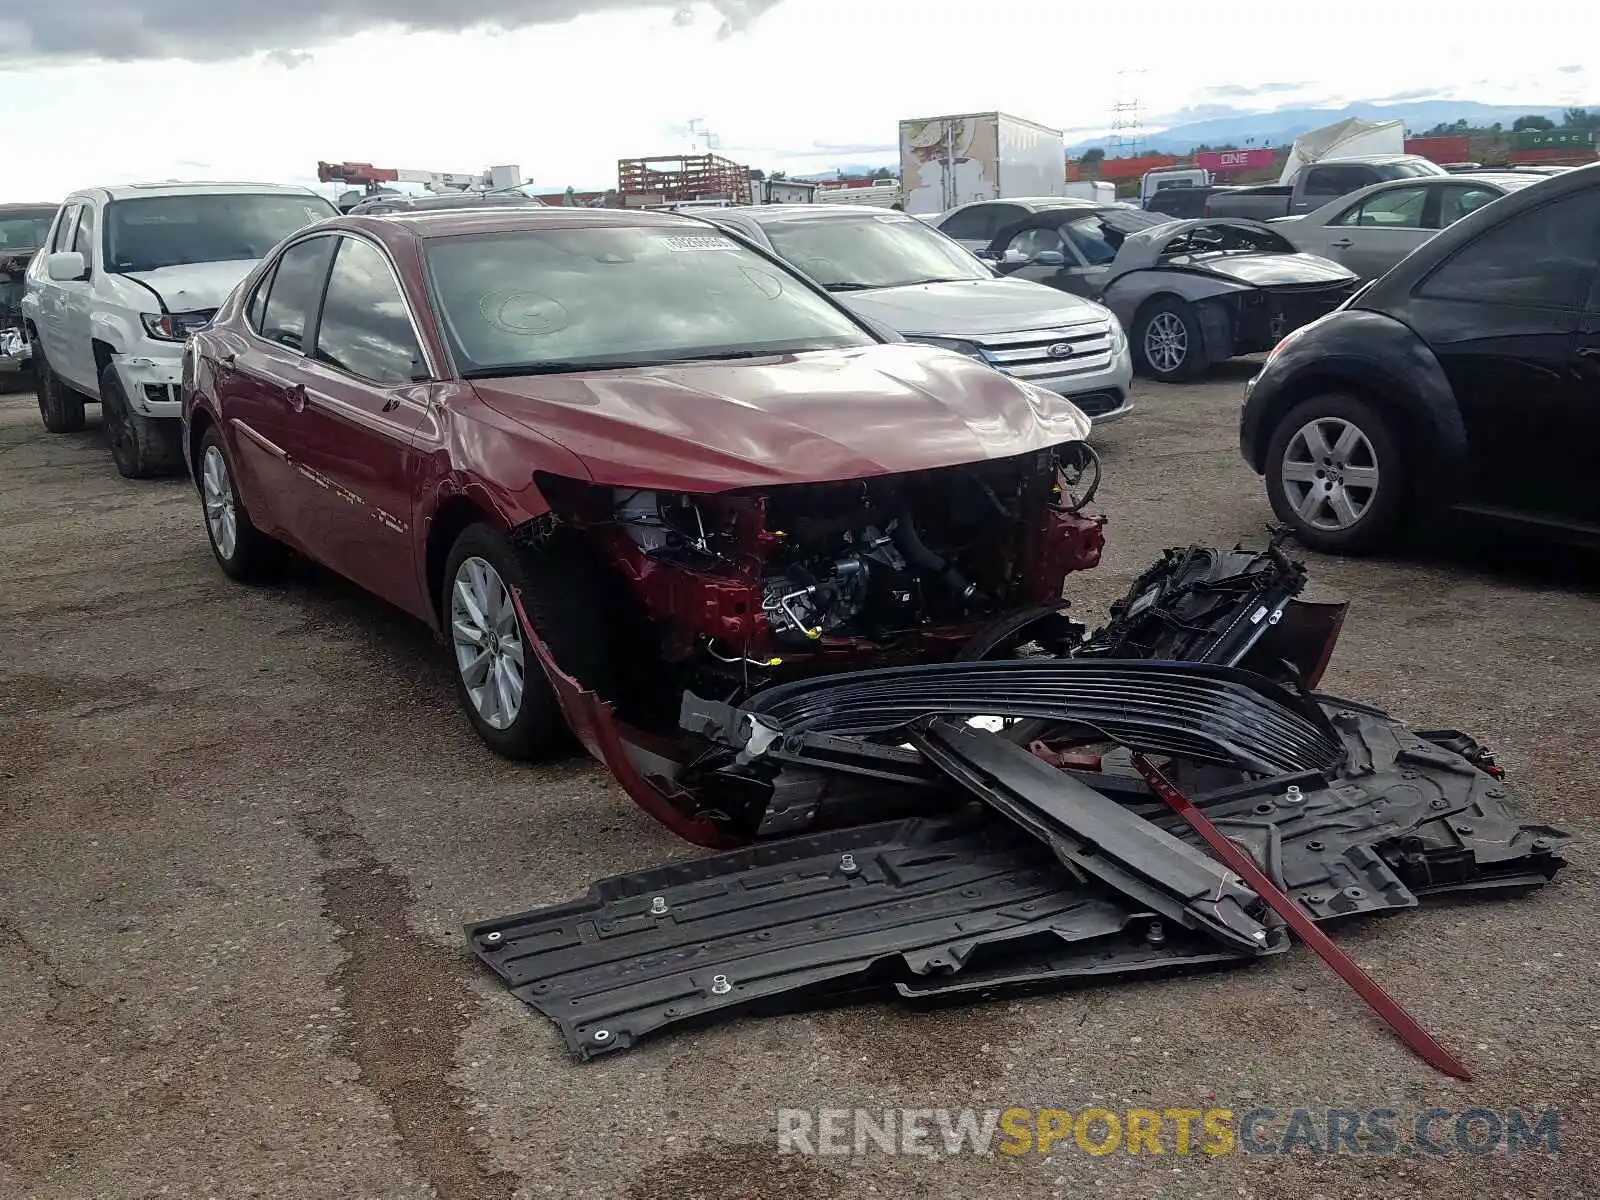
[1134,297,1207,382]
[197,424,285,581]
[1264,392,1407,555]
[100,364,183,479]
[34,346,87,433]
[443,523,617,762]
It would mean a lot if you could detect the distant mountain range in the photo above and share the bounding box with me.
[1064,101,1590,155]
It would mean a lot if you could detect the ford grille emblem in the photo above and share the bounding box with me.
[1045,342,1074,358]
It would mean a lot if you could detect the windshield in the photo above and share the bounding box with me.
[106,193,337,273]
[1161,222,1296,256]
[425,225,875,376]
[759,211,990,290]
[0,208,56,252]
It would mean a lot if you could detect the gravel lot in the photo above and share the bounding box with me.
[1,366,1595,1200]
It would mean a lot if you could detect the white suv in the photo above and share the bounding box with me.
[23,182,337,477]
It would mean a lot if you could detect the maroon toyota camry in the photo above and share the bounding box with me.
[181,206,1105,842]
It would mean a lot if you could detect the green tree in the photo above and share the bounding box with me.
[1512,115,1555,132]
[1081,147,1106,163]
[869,166,893,180]
[1562,107,1596,129]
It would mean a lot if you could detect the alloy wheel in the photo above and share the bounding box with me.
[201,444,239,560]
[451,556,526,730]
[1144,312,1188,374]
[1281,417,1380,531]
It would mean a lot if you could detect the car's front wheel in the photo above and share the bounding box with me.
[1264,393,1406,554]
[34,348,86,433]
[443,523,616,761]
[1134,297,1206,382]
[101,365,183,478]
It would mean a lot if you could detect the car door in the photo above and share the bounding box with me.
[1400,184,1600,524]
[215,234,337,542]
[1317,185,1431,279]
[34,202,81,383]
[288,233,435,616]
[59,201,101,389]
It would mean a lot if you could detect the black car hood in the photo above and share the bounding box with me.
[1169,252,1355,288]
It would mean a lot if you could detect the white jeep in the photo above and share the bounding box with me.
[22,182,337,477]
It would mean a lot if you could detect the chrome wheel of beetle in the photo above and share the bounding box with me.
[451,555,526,730]
[1143,311,1189,374]
[201,444,239,560]
[1280,416,1380,532]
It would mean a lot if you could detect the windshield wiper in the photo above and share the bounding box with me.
[897,277,980,287]
[821,282,876,292]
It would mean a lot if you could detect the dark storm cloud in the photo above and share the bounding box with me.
[3,0,787,65]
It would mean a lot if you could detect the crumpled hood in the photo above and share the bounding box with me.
[121,259,258,313]
[470,343,1093,492]
[1173,252,1355,288]
[836,278,1112,339]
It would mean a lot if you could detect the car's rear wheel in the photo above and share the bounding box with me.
[1134,297,1207,382]
[101,365,183,479]
[1265,393,1406,554]
[443,523,616,761]
[198,425,285,581]
[34,348,86,433]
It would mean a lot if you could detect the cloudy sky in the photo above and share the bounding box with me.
[2,0,1593,201]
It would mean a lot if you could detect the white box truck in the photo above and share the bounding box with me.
[899,112,1066,214]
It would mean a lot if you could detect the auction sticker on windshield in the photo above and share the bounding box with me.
[659,235,736,252]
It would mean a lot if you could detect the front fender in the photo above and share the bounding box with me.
[1239,309,1468,495]
[1101,269,1251,328]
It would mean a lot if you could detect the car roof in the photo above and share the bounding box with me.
[703,204,913,224]
[349,192,546,213]
[0,203,58,215]
[343,206,717,239]
[72,181,330,202]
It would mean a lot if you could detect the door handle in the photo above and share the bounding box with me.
[1329,239,1353,249]
[1578,346,1600,359]
[220,351,236,367]
[286,382,307,412]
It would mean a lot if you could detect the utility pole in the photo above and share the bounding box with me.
[1109,68,1149,159]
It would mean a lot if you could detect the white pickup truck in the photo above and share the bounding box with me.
[23,181,336,477]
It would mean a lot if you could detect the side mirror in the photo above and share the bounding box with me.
[1030,250,1067,267]
[47,251,88,282]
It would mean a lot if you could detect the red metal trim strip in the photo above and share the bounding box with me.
[1130,752,1472,1081]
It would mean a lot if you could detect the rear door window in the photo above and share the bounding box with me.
[258,237,336,351]
[51,204,81,253]
[1435,184,1503,229]
[313,237,424,384]
[1418,187,1600,310]
[71,204,97,265]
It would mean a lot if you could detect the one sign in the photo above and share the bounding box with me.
[1195,148,1277,173]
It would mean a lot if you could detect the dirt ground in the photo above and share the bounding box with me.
[1,366,1595,1200]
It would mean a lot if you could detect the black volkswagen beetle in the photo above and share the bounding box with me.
[984,209,1357,380]
[1239,162,1600,554]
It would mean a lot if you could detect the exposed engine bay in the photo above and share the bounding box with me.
[537,443,1106,701]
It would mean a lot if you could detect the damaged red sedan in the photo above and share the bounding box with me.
[181,208,1113,833]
